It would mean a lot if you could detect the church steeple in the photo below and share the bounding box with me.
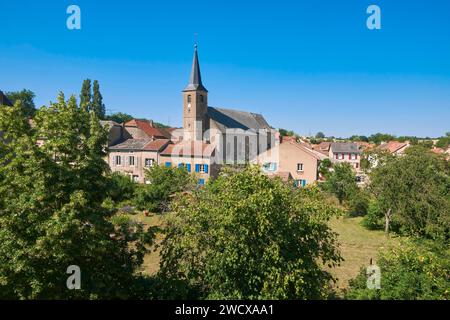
[184,44,208,92]
[182,45,208,141]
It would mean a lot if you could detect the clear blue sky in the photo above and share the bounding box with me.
[1,0,449,137]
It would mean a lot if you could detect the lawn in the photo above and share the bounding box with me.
[328,216,399,292]
[127,211,167,275]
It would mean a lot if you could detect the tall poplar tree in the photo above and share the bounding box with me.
[92,80,106,119]
[79,79,92,111]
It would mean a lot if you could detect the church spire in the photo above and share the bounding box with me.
[184,44,207,92]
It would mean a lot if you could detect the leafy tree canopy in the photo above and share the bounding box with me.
[105,112,134,124]
[0,94,154,299]
[5,89,36,118]
[159,166,343,299]
[369,145,450,240]
[323,162,358,205]
[346,239,449,300]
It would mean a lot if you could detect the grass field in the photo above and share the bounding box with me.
[128,211,399,295]
[329,216,399,292]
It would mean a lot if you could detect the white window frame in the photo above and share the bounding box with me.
[129,156,135,167]
[297,163,304,172]
[145,158,154,167]
[115,155,122,166]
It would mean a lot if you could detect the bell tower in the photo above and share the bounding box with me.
[183,45,208,141]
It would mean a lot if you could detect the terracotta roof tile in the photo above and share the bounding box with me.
[160,141,215,157]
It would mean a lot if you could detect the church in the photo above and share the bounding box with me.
[107,45,276,184]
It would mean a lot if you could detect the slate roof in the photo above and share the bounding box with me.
[207,107,271,132]
[183,45,207,92]
[109,139,151,151]
[330,142,361,154]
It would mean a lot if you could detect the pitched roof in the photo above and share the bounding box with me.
[124,119,171,139]
[0,91,13,106]
[379,141,408,154]
[330,142,361,154]
[100,120,120,128]
[143,139,171,151]
[282,140,328,161]
[207,107,271,132]
[267,171,293,182]
[109,139,151,151]
[160,141,215,157]
[183,45,207,92]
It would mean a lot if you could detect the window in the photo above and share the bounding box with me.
[297,163,304,172]
[294,180,307,188]
[145,158,154,167]
[187,95,191,103]
[350,153,357,160]
[114,155,122,166]
[132,175,139,182]
[200,95,204,103]
[129,156,135,166]
[263,162,277,172]
[195,164,209,173]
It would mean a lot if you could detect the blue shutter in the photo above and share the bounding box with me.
[198,179,205,185]
[195,164,200,172]
[302,180,307,187]
[204,164,209,174]
[165,162,171,167]
[186,164,191,172]
[178,163,183,169]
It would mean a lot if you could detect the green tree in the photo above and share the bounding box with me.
[5,89,36,117]
[279,128,294,137]
[316,132,325,139]
[369,133,395,145]
[92,80,106,119]
[134,165,195,213]
[435,132,450,149]
[369,146,450,239]
[0,95,154,299]
[105,112,134,124]
[346,239,449,300]
[158,166,342,299]
[80,79,92,111]
[323,163,357,205]
[106,172,137,204]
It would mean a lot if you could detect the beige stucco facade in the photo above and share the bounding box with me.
[257,140,325,186]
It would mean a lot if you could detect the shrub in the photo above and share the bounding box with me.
[134,165,195,213]
[361,199,385,230]
[347,189,369,217]
[107,172,137,203]
[346,239,450,300]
